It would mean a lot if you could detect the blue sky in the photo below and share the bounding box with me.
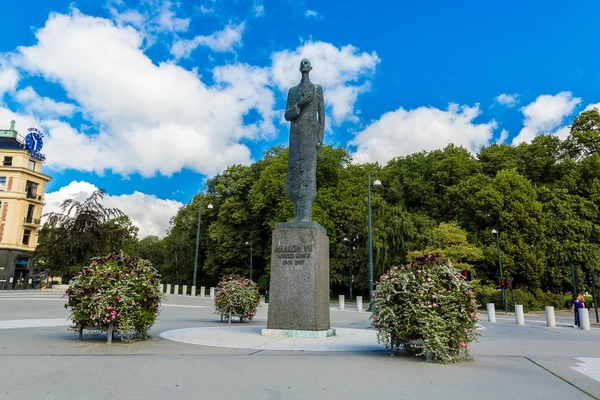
[1,0,599,237]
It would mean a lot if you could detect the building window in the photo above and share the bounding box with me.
[0,177,5,191]
[25,181,38,199]
[26,204,34,223]
[28,160,36,170]
[3,156,12,166]
[22,229,31,245]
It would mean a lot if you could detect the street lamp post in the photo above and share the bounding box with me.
[245,241,253,281]
[367,175,382,309]
[491,229,507,313]
[344,237,353,302]
[193,201,213,288]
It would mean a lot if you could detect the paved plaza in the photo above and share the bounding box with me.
[1,290,599,399]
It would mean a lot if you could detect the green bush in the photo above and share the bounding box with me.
[371,255,479,363]
[214,274,260,322]
[473,283,567,312]
[65,253,163,341]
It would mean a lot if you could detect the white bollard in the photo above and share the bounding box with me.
[191,286,197,297]
[182,285,187,295]
[339,295,345,310]
[174,284,179,295]
[166,284,171,294]
[579,308,591,331]
[545,306,556,328]
[487,303,496,323]
[158,284,163,293]
[210,287,215,299]
[356,296,363,312]
[515,304,525,325]
[200,286,206,298]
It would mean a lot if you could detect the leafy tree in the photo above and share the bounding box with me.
[36,190,132,280]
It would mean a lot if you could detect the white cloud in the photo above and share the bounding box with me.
[170,22,244,58]
[351,103,497,164]
[253,0,265,16]
[155,1,190,32]
[495,93,518,107]
[8,11,271,177]
[271,41,379,124]
[498,129,509,143]
[584,102,600,112]
[512,92,581,145]
[14,87,77,118]
[44,181,182,238]
[0,67,19,97]
[199,5,214,14]
[305,10,323,19]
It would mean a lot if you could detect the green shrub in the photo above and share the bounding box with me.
[371,255,479,363]
[65,253,164,341]
[214,274,260,322]
[473,284,567,312]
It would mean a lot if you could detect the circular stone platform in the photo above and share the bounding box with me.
[159,325,386,352]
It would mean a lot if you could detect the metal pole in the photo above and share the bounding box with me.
[367,175,374,308]
[495,231,507,313]
[249,241,253,281]
[349,240,353,302]
[193,200,203,288]
[571,262,578,296]
[592,272,599,323]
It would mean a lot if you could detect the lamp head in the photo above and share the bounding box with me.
[491,229,498,234]
[373,179,382,187]
[207,204,214,209]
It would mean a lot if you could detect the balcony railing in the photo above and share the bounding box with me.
[24,217,41,225]
[26,191,37,199]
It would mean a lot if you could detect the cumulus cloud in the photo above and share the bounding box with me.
[305,10,323,19]
[14,87,77,118]
[584,102,600,112]
[512,92,581,145]
[0,67,19,97]
[44,181,182,238]
[271,41,379,124]
[253,0,265,17]
[170,22,244,58]
[9,11,272,176]
[495,93,518,107]
[351,103,497,164]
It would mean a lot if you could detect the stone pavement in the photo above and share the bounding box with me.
[1,290,599,399]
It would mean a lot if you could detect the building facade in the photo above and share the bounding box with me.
[0,121,51,289]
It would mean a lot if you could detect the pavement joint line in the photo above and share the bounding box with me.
[248,349,263,355]
[520,356,599,400]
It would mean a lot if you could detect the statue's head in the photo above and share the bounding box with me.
[299,58,312,73]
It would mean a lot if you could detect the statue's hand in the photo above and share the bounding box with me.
[298,90,313,107]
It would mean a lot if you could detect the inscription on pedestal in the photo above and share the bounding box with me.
[267,224,330,331]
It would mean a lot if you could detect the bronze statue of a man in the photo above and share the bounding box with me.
[284,58,325,223]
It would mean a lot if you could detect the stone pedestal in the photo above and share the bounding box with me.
[266,221,330,331]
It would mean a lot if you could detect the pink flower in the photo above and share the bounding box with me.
[459,342,466,348]
[427,278,432,282]
[111,315,116,320]
[433,303,437,307]
[393,266,398,270]
[116,296,120,300]
[448,261,453,267]
[131,300,136,305]
[105,313,109,317]
[427,304,432,308]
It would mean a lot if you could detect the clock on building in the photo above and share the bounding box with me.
[25,132,43,153]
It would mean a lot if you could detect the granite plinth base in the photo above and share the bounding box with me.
[267,222,330,331]
[261,328,336,338]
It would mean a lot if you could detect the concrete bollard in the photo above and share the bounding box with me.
[515,304,525,325]
[339,295,345,310]
[191,286,196,297]
[158,284,163,293]
[210,287,215,299]
[174,284,179,295]
[356,296,363,312]
[579,308,591,331]
[200,286,206,298]
[545,306,556,328]
[166,284,171,295]
[182,285,187,295]
[487,303,496,323]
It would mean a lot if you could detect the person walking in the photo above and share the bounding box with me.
[572,294,585,327]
